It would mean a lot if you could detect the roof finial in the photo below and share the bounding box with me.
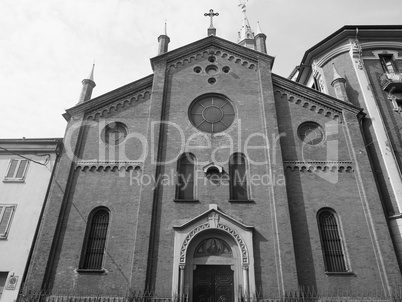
[254,22,267,54]
[204,9,219,36]
[238,0,255,49]
[256,21,263,35]
[331,62,350,103]
[332,62,343,82]
[157,22,170,55]
[78,63,96,104]
[88,61,95,82]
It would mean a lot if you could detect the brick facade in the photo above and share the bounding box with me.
[24,29,402,300]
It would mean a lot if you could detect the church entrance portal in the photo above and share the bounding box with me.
[193,265,234,302]
[173,208,256,301]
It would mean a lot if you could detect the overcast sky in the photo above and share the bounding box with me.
[1,0,401,139]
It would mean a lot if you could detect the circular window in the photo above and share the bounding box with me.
[189,95,235,133]
[205,65,218,75]
[103,122,128,145]
[208,77,216,85]
[193,66,202,73]
[297,122,324,145]
[208,56,216,62]
[222,66,230,73]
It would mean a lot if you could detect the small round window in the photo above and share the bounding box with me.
[103,122,128,145]
[298,122,324,145]
[189,95,235,133]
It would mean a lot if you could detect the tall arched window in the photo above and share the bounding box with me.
[317,209,347,272]
[176,153,195,200]
[80,207,110,270]
[229,153,248,201]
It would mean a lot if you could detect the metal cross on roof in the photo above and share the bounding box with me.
[204,9,219,28]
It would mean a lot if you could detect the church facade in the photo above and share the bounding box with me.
[22,16,402,302]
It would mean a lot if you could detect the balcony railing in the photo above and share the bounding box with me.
[380,72,402,93]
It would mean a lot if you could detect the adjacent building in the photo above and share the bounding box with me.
[0,138,61,302]
[292,25,402,269]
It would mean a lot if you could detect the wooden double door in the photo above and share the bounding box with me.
[193,265,234,302]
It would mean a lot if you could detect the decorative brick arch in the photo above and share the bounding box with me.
[179,222,249,264]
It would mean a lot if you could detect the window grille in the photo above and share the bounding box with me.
[176,154,195,200]
[4,159,28,181]
[81,208,109,270]
[229,154,248,200]
[317,210,347,272]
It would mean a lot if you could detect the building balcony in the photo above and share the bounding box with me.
[380,72,402,93]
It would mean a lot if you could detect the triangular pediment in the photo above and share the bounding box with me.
[151,35,274,72]
[173,205,254,232]
[173,205,254,265]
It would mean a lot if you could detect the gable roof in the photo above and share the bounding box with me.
[272,73,363,115]
[150,34,275,70]
[64,74,154,121]
[64,35,274,121]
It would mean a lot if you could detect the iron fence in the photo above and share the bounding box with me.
[17,287,402,302]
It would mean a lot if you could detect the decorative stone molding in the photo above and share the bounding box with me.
[179,222,210,263]
[168,48,257,71]
[86,89,151,120]
[284,161,354,172]
[217,223,249,264]
[314,44,351,68]
[74,160,143,172]
[352,38,364,70]
[274,89,342,121]
[179,219,249,264]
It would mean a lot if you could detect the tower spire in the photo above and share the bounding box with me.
[254,21,267,54]
[78,63,96,104]
[238,0,255,49]
[88,61,95,82]
[331,63,350,103]
[157,21,170,55]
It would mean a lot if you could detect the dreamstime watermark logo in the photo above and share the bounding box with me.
[62,117,341,186]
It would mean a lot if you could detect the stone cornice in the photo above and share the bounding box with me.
[0,138,62,153]
[167,47,258,72]
[151,35,274,71]
[304,41,402,69]
[273,74,362,116]
[360,41,402,51]
[284,161,354,172]
[296,25,402,83]
[64,75,154,120]
[360,43,402,59]
[85,88,151,120]
[74,160,142,172]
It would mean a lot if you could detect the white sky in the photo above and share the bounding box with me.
[1,0,401,139]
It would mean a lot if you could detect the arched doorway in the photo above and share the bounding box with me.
[172,207,255,302]
[188,233,238,302]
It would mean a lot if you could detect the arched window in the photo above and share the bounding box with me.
[317,209,347,272]
[80,207,110,270]
[176,153,195,200]
[229,154,248,200]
